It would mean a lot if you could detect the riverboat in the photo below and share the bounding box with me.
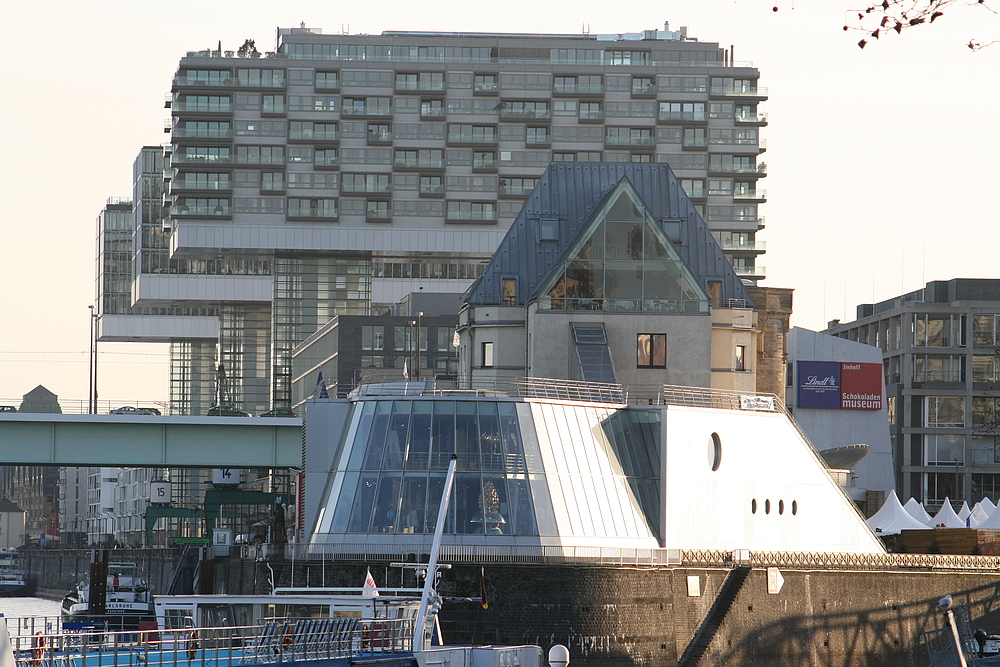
[0,552,29,597]
[60,562,155,630]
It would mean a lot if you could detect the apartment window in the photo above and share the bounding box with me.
[735,345,747,371]
[501,278,517,305]
[974,314,1000,346]
[926,396,965,428]
[482,341,494,368]
[526,126,551,145]
[474,74,498,92]
[913,355,964,382]
[680,179,705,198]
[361,326,385,351]
[925,434,966,466]
[973,397,1000,431]
[974,355,1000,382]
[637,334,666,368]
[914,313,964,347]
[632,76,654,95]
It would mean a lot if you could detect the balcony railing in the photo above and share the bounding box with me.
[735,112,768,124]
[733,189,767,201]
[734,265,766,277]
[681,137,707,148]
[711,86,769,98]
[658,112,706,123]
[172,128,233,139]
[342,106,392,117]
[553,83,604,95]
[719,240,766,252]
[709,163,767,175]
[447,133,499,145]
[605,135,655,147]
[341,183,392,194]
[420,108,447,119]
[578,110,605,122]
[394,81,445,92]
[473,82,499,94]
[394,157,444,169]
[499,108,552,120]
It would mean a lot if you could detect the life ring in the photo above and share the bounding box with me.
[281,625,294,652]
[31,632,47,666]
[186,630,199,660]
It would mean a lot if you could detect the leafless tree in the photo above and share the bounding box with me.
[846,0,998,49]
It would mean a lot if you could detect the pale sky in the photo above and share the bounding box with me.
[1,0,997,407]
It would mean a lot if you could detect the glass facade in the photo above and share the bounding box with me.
[542,184,708,313]
[317,399,661,543]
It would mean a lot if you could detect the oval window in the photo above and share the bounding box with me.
[779,499,785,515]
[765,499,771,514]
[708,433,722,471]
[792,500,798,516]
[751,499,757,514]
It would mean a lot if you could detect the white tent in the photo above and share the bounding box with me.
[971,502,991,526]
[903,497,933,525]
[981,497,997,516]
[958,501,972,523]
[867,490,931,535]
[974,501,1000,529]
[930,497,966,528]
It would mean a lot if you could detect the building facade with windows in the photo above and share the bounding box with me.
[827,279,1000,510]
[98,25,767,416]
[458,162,765,395]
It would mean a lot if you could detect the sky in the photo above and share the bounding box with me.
[1,0,998,407]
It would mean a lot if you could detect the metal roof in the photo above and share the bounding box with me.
[464,162,753,307]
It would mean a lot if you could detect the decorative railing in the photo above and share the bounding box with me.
[269,543,1000,572]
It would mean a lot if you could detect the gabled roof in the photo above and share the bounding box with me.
[465,162,752,307]
[0,498,25,513]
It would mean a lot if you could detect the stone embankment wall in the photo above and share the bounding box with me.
[24,550,1000,666]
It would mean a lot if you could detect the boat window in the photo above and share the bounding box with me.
[163,608,194,629]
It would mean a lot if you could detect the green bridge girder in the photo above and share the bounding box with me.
[0,414,302,468]
[144,489,285,544]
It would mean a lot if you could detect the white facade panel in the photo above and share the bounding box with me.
[133,274,272,304]
[661,405,884,553]
[99,314,220,342]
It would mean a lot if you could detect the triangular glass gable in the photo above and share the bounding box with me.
[540,179,708,313]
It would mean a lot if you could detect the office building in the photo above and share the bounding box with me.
[97,25,767,415]
[827,279,1000,509]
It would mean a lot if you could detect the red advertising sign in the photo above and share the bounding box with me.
[840,362,883,410]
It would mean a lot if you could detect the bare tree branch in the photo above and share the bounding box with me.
[845,0,997,48]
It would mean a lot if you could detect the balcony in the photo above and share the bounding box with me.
[553,83,604,96]
[733,189,767,202]
[605,135,655,147]
[719,240,766,253]
[289,129,339,142]
[447,133,499,147]
[341,183,392,195]
[367,129,393,145]
[420,108,447,120]
[446,210,498,223]
[499,108,552,121]
[366,206,392,222]
[681,136,708,150]
[473,157,498,173]
[171,153,233,166]
[578,110,605,123]
[314,155,340,169]
[473,81,499,95]
[631,83,656,98]
[342,106,393,118]
[395,80,445,93]
[499,183,535,197]
[734,265,766,278]
[394,157,445,170]
[710,86,768,100]
[419,184,445,197]
[708,163,767,176]
[657,111,707,124]
[735,112,768,126]
[172,204,231,218]
[172,127,233,140]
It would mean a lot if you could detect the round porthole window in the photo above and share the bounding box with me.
[751,499,757,514]
[765,499,771,514]
[779,500,785,515]
[708,432,722,471]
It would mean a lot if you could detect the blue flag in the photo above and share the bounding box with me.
[315,371,329,399]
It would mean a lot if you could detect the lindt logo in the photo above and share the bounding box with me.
[805,375,837,386]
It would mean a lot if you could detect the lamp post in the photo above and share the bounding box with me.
[88,305,97,414]
[415,311,423,381]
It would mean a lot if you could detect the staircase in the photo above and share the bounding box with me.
[677,566,751,667]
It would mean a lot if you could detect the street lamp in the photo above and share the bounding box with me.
[88,305,98,414]
[415,311,423,381]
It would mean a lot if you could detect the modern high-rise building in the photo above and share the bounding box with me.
[97,24,767,415]
[827,279,1000,510]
